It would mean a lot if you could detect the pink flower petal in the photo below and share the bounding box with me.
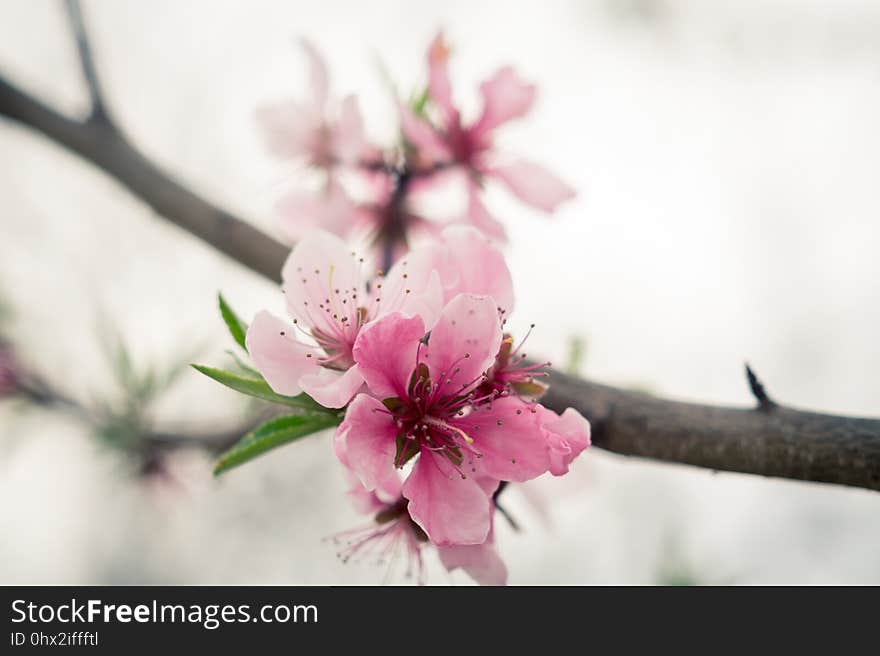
[454,397,550,482]
[376,252,445,329]
[402,451,492,546]
[463,186,508,242]
[255,99,322,159]
[299,38,329,110]
[425,294,502,392]
[245,310,318,396]
[281,230,366,337]
[472,66,535,136]
[437,225,514,315]
[299,364,364,408]
[333,394,399,493]
[427,32,457,128]
[275,180,356,243]
[490,160,576,212]
[352,312,426,401]
[399,102,452,163]
[344,472,389,515]
[539,406,591,476]
[333,95,367,164]
[438,542,508,586]
[344,469,401,512]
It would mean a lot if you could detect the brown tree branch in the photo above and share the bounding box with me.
[1,10,878,492]
[540,370,880,492]
[0,76,287,283]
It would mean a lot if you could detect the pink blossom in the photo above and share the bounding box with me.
[335,472,507,585]
[246,230,442,408]
[401,33,576,225]
[246,226,513,408]
[256,38,372,172]
[335,294,553,545]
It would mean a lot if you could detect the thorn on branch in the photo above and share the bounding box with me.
[745,362,776,411]
[63,0,111,125]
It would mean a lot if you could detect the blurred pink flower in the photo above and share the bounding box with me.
[335,294,553,545]
[401,33,576,231]
[256,38,372,172]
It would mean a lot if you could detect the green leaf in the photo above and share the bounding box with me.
[192,364,327,413]
[218,293,248,352]
[214,414,340,475]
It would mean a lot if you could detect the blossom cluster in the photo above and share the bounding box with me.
[205,33,589,585]
[246,227,590,584]
[258,33,576,264]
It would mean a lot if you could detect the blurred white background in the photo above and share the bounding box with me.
[0,0,878,584]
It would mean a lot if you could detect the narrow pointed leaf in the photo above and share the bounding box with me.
[218,293,248,352]
[214,414,340,475]
[192,364,327,413]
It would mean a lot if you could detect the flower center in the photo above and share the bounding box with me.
[379,352,497,475]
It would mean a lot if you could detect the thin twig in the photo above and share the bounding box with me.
[16,373,248,453]
[63,0,109,124]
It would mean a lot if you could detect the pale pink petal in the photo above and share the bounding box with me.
[345,469,402,513]
[299,364,364,408]
[472,66,536,136]
[333,95,367,164]
[375,251,445,328]
[352,312,425,400]
[437,225,514,315]
[463,186,508,242]
[539,406,591,476]
[454,397,549,482]
[399,103,452,163]
[427,32,457,128]
[438,542,508,586]
[255,99,322,159]
[281,230,366,336]
[402,451,492,546]
[344,472,387,515]
[275,180,356,243]
[300,38,329,110]
[490,160,576,212]
[424,294,502,391]
[333,394,399,492]
[245,310,318,396]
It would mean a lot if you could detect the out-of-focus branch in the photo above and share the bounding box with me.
[63,0,109,124]
[16,372,245,453]
[0,2,878,492]
[541,368,880,492]
[0,77,287,283]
